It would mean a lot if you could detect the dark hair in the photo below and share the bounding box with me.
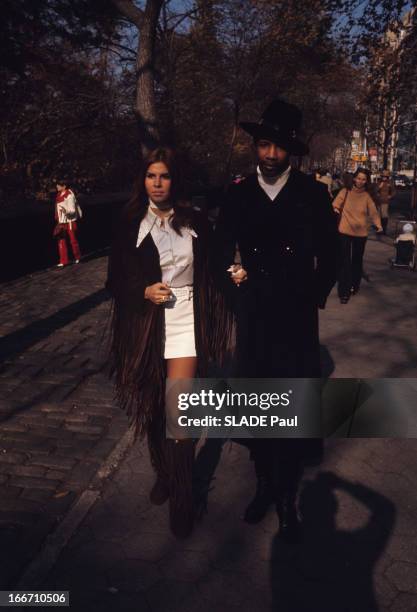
[352,167,371,191]
[126,146,191,234]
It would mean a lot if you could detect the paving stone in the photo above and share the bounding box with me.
[20,488,54,503]
[0,450,28,464]
[0,463,47,477]
[80,405,115,416]
[0,485,22,498]
[39,403,73,414]
[64,415,89,424]
[27,455,77,470]
[53,441,92,458]
[11,476,61,491]
[387,536,417,565]
[45,470,68,480]
[386,561,417,594]
[64,424,104,435]
[25,427,76,440]
[0,422,28,433]
[0,440,55,454]
[390,593,417,611]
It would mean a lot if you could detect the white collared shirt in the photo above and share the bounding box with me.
[136,203,196,287]
[256,165,291,200]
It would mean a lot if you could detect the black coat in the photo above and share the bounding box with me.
[214,168,340,377]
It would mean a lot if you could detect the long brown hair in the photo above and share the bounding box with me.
[126,146,192,234]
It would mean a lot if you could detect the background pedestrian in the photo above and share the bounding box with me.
[54,181,82,267]
[333,167,382,303]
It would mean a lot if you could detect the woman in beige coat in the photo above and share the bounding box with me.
[333,168,382,303]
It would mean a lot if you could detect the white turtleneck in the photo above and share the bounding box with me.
[256,164,291,201]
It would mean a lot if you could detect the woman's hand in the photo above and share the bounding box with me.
[144,282,172,305]
[227,264,248,286]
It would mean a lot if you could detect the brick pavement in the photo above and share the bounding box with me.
[0,255,129,587]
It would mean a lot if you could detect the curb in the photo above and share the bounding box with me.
[16,427,135,588]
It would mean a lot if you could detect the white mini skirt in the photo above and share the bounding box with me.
[163,286,196,359]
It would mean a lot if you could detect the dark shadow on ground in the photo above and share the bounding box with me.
[0,288,109,363]
[320,344,335,378]
[270,472,396,612]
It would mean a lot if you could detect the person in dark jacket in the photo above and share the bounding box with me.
[106,146,231,539]
[214,99,340,540]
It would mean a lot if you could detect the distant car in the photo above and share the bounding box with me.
[394,174,411,189]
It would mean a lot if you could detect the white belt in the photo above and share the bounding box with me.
[168,286,193,300]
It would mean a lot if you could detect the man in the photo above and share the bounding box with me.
[54,181,82,267]
[376,170,396,235]
[215,99,340,539]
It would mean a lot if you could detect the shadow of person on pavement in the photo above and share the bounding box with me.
[269,472,396,612]
[320,344,335,379]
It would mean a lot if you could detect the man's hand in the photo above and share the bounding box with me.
[144,282,172,305]
[227,264,248,286]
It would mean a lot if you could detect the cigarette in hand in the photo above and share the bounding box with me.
[227,265,247,283]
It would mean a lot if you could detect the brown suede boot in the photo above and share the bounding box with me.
[166,439,195,539]
[147,422,169,506]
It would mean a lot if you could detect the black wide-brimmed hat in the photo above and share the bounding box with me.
[240,99,309,156]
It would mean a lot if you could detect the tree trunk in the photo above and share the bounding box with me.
[223,102,240,187]
[135,0,164,154]
[382,127,390,170]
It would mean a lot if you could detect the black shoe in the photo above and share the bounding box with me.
[339,296,349,304]
[244,475,273,523]
[276,496,300,542]
[149,475,169,505]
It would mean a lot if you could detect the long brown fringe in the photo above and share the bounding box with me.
[108,298,165,441]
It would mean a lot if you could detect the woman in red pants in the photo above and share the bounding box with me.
[54,181,82,267]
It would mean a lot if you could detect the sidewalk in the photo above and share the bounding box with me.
[0,255,129,587]
[36,228,417,611]
[2,222,417,611]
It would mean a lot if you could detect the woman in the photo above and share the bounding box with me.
[333,168,382,304]
[377,170,396,235]
[54,181,82,267]
[106,146,231,538]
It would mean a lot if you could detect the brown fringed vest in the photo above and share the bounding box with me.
[105,206,234,439]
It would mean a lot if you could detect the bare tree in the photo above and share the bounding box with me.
[111,0,164,152]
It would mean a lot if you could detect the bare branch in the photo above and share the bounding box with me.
[110,0,144,29]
